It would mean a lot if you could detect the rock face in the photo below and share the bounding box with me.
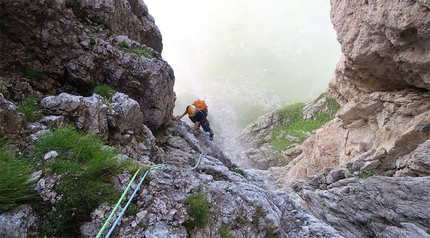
[0,93,25,145]
[262,1,430,237]
[328,0,430,105]
[272,89,430,186]
[0,0,174,129]
[293,175,430,238]
[40,92,162,161]
[269,0,430,184]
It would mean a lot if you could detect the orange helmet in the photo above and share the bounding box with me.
[187,105,196,116]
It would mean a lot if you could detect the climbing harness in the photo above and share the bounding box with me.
[96,150,204,238]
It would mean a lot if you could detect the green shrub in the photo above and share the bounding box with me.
[93,84,115,98]
[24,69,43,80]
[219,223,233,238]
[0,140,38,212]
[17,96,42,123]
[186,192,211,228]
[33,125,123,236]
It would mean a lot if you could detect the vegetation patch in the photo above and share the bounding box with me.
[118,39,153,58]
[17,96,43,123]
[0,140,39,212]
[128,48,153,58]
[270,93,339,151]
[231,164,246,177]
[0,84,7,94]
[24,69,43,80]
[185,192,212,228]
[265,231,280,238]
[32,125,128,237]
[219,223,233,238]
[118,39,128,49]
[252,207,263,229]
[93,84,116,106]
[90,36,96,45]
[357,171,375,179]
[124,201,139,216]
[93,84,115,98]
[314,92,341,112]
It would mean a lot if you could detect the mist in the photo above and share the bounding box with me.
[144,0,341,141]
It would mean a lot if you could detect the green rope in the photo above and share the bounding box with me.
[95,168,141,238]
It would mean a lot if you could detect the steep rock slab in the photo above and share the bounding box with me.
[295,176,430,238]
[329,0,430,104]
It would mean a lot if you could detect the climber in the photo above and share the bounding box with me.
[177,104,214,141]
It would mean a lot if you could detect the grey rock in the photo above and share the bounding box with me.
[0,93,24,145]
[299,176,430,238]
[0,205,38,238]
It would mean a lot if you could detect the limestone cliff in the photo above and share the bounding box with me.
[0,0,174,131]
[271,0,430,184]
[262,1,430,237]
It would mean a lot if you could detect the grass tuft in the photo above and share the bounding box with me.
[128,48,153,58]
[0,140,39,212]
[357,171,375,179]
[186,192,211,228]
[93,84,115,98]
[18,96,43,123]
[265,231,280,238]
[33,125,124,236]
[219,223,233,238]
[24,69,43,80]
[270,93,339,151]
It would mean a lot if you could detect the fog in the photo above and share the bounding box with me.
[145,0,341,141]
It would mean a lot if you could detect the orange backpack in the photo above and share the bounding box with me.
[192,99,208,112]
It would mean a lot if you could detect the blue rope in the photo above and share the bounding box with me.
[100,150,204,238]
